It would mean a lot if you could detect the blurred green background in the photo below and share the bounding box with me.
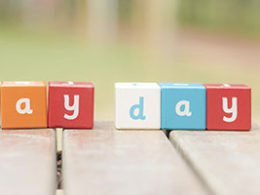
[0,0,259,121]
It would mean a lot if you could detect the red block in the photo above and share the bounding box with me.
[48,81,94,129]
[204,84,251,131]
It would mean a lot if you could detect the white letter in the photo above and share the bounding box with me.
[176,100,192,117]
[16,98,33,114]
[64,95,79,120]
[222,97,237,122]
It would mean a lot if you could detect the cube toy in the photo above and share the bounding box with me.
[204,84,251,130]
[48,81,94,129]
[160,83,206,130]
[1,81,47,129]
[115,82,160,129]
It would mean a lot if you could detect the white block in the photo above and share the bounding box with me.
[115,82,161,129]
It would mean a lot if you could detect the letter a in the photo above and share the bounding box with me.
[176,100,192,117]
[64,95,79,120]
[16,98,33,114]
[129,96,146,120]
[222,97,237,122]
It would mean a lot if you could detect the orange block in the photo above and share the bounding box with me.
[1,81,47,129]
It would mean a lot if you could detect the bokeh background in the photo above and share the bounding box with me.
[0,0,259,121]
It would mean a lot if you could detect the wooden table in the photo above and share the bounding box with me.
[1,121,260,195]
[0,129,56,195]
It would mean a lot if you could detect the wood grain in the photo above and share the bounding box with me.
[0,129,56,195]
[63,121,207,195]
[170,125,260,195]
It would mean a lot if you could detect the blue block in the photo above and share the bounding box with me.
[160,83,206,130]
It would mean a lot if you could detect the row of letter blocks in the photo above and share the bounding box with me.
[115,83,251,130]
[1,81,94,129]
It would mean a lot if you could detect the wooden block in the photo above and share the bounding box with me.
[204,84,251,130]
[115,83,160,129]
[1,81,47,129]
[48,81,94,129]
[0,129,56,195]
[63,121,207,195]
[170,125,260,195]
[160,83,206,130]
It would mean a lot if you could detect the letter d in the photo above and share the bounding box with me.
[129,96,146,120]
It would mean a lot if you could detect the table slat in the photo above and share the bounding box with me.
[170,126,260,195]
[0,129,56,195]
[63,121,207,195]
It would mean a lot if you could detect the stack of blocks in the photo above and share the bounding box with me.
[0,81,94,129]
[115,83,251,130]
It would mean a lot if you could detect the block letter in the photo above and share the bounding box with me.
[1,81,47,129]
[160,83,206,130]
[222,97,237,123]
[16,98,33,114]
[176,100,192,117]
[129,96,146,120]
[115,83,160,129]
[48,82,94,129]
[204,84,250,130]
[64,95,79,120]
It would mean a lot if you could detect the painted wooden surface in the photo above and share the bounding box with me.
[0,129,56,195]
[63,121,207,195]
[170,124,260,195]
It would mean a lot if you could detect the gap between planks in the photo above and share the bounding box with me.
[56,128,63,194]
[169,131,216,195]
[56,128,63,151]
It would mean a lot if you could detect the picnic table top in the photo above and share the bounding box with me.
[0,121,259,195]
[0,129,56,195]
